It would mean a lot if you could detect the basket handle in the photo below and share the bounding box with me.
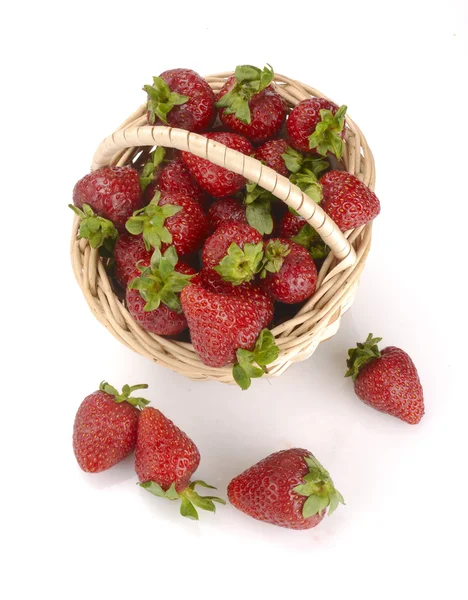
[91,126,356,269]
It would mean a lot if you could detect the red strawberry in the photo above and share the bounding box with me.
[259,239,317,304]
[144,68,216,132]
[126,191,209,256]
[181,132,253,198]
[181,283,274,368]
[216,65,287,144]
[319,170,380,231]
[73,381,149,473]
[287,98,347,157]
[126,247,195,336]
[202,222,263,285]
[346,334,424,424]
[254,139,290,177]
[72,165,142,230]
[114,233,152,288]
[207,197,247,232]
[141,148,210,212]
[228,448,344,530]
[136,406,225,519]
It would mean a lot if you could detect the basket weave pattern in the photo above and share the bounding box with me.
[71,73,375,383]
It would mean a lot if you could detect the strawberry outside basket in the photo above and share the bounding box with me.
[70,72,375,384]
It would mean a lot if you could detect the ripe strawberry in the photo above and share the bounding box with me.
[228,448,344,530]
[287,98,347,157]
[319,170,380,231]
[207,197,247,231]
[114,233,152,288]
[181,132,254,198]
[73,381,149,473]
[345,334,424,424]
[216,65,287,144]
[278,212,329,261]
[202,222,263,285]
[192,267,252,296]
[126,247,195,336]
[254,139,290,177]
[136,406,225,519]
[126,191,209,256]
[140,147,210,212]
[72,165,142,230]
[259,239,317,304]
[144,68,216,132]
[180,283,274,369]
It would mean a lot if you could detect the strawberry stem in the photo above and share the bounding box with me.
[139,479,226,520]
[293,454,345,518]
[232,329,279,390]
[69,203,118,255]
[215,64,274,124]
[214,242,264,285]
[99,381,150,409]
[308,105,347,159]
[345,333,383,381]
[128,247,193,313]
[144,76,189,125]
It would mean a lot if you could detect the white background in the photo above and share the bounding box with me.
[2,1,467,598]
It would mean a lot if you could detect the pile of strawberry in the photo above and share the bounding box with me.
[71,65,381,389]
[73,331,424,528]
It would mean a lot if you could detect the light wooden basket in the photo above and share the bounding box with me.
[71,72,375,384]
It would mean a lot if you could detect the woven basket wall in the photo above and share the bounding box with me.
[71,72,375,384]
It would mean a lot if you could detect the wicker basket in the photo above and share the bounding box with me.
[71,72,375,384]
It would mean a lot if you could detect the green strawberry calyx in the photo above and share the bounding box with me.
[281,146,330,177]
[139,146,166,193]
[345,333,383,381]
[289,170,323,204]
[293,454,345,518]
[214,241,264,285]
[308,104,347,159]
[215,64,274,124]
[244,181,275,235]
[144,76,189,125]
[128,247,192,313]
[99,381,150,409]
[233,329,280,390]
[292,223,330,261]
[69,203,118,256]
[139,479,226,521]
[259,239,291,278]
[125,191,182,251]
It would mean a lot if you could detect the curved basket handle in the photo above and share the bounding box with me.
[92,126,356,269]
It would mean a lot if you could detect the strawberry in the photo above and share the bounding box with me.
[72,165,142,230]
[259,239,318,304]
[202,222,263,285]
[140,147,210,212]
[126,190,209,256]
[278,212,329,261]
[192,267,252,295]
[319,170,380,231]
[126,247,195,336]
[287,98,347,157]
[216,65,287,144]
[228,448,344,530]
[73,381,149,473]
[254,139,291,176]
[180,283,274,371]
[345,334,424,424]
[114,233,152,288]
[144,68,216,132]
[136,406,225,519]
[207,197,247,231]
[181,132,254,198]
